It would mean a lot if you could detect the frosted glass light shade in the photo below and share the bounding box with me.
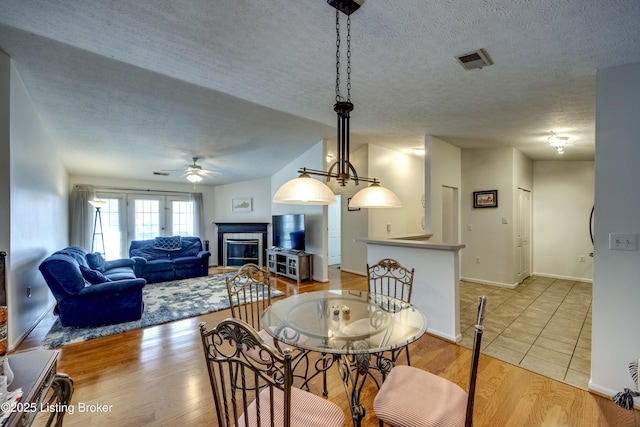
[88,199,107,209]
[187,173,203,183]
[273,175,337,205]
[349,183,401,208]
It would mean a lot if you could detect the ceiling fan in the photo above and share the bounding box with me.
[160,157,217,183]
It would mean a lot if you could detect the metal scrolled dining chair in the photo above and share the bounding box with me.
[199,318,345,427]
[367,258,415,370]
[225,263,310,385]
[373,295,488,427]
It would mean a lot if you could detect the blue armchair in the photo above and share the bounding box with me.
[39,247,146,327]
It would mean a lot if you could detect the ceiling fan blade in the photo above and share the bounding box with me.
[157,156,221,179]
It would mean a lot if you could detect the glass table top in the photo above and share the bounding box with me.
[261,290,428,355]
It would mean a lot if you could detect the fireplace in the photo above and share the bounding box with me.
[225,238,260,267]
[215,223,269,267]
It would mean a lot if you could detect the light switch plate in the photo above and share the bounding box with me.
[609,233,638,251]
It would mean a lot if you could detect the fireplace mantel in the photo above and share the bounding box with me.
[214,222,269,267]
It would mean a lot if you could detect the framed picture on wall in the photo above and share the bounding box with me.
[473,190,498,208]
[232,197,253,213]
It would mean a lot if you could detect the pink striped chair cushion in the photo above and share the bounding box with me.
[238,385,345,427]
[374,365,467,427]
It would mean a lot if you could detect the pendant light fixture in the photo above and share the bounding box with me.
[273,0,401,209]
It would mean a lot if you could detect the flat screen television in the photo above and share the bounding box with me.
[272,214,305,251]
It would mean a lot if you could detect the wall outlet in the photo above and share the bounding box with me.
[386,223,391,232]
[580,255,586,262]
[475,256,480,264]
[467,224,473,231]
[609,233,638,251]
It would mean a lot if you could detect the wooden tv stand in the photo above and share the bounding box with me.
[265,249,312,285]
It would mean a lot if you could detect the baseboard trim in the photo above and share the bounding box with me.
[426,327,461,343]
[338,267,366,276]
[460,276,519,289]
[11,300,56,352]
[588,381,639,410]
[532,272,593,283]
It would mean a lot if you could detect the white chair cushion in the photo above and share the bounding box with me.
[374,365,468,427]
[238,385,345,427]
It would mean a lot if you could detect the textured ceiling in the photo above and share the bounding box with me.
[1,0,639,184]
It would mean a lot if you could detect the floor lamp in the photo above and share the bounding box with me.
[88,200,107,255]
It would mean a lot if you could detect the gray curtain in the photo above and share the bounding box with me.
[70,184,96,250]
[190,192,205,239]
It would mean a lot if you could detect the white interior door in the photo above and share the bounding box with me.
[328,194,341,266]
[517,188,532,282]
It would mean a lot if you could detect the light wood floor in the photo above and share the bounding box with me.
[19,268,640,427]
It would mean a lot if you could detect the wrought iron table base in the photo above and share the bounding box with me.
[299,349,393,427]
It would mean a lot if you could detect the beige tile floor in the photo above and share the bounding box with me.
[459,276,592,389]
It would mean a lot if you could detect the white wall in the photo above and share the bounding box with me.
[5,57,68,349]
[332,144,368,275]
[212,178,271,223]
[212,177,272,263]
[271,141,328,282]
[591,61,640,401]
[426,136,462,242]
[533,161,594,281]
[461,147,520,286]
[332,142,424,275]
[368,144,424,239]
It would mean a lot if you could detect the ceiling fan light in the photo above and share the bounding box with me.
[548,133,569,147]
[349,183,402,208]
[273,174,337,205]
[187,173,203,183]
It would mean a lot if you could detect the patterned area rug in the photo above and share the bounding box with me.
[41,273,284,349]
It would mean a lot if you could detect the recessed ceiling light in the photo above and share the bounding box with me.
[412,147,426,155]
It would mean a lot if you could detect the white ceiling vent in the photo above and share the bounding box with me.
[456,49,493,71]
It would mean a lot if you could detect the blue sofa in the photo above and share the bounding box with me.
[129,236,210,284]
[38,246,146,327]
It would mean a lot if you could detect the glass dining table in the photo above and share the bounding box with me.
[261,290,428,426]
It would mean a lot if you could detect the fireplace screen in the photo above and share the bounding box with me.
[225,239,260,267]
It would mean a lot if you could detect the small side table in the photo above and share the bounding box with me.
[3,349,74,427]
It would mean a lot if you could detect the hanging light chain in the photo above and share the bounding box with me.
[346,14,351,102]
[335,9,341,102]
[335,10,352,103]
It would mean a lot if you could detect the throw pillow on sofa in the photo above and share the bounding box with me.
[86,252,106,270]
[153,236,182,251]
[177,239,201,257]
[79,265,111,284]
